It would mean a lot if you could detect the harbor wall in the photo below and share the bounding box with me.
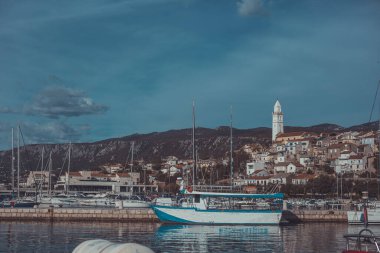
[0,208,347,223]
[0,208,159,222]
[282,210,347,223]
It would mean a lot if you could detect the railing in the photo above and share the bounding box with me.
[191,185,243,193]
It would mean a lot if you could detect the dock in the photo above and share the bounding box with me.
[282,210,347,223]
[0,207,349,223]
[0,207,159,222]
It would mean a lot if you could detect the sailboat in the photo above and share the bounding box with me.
[115,141,151,208]
[1,126,37,208]
[347,82,380,225]
[151,103,284,225]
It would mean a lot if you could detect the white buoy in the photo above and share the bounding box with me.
[72,239,154,253]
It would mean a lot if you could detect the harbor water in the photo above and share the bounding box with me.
[1,221,378,253]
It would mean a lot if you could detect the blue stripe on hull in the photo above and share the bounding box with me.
[153,206,194,223]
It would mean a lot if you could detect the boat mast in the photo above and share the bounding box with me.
[11,128,14,194]
[48,151,52,197]
[66,142,71,194]
[17,125,20,199]
[40,146,44,196]
[378,91,380,200]
[192,100,196,186]
[131,141,134,173]
[230,106,233,189]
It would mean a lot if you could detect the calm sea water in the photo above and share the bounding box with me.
[0,221,379,253]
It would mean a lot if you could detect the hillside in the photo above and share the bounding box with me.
[0,121,377,183]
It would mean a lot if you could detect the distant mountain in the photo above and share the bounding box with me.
[284,123,345,133]
[346,121,379,132]
[0,121,377,183]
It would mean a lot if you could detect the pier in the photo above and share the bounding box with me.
[0,207,159,222]
[0,208,348,223]
[282,210,347,223]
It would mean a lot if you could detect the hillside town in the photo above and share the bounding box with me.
[2,100,379,199]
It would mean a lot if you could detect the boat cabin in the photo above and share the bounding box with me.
[179,191,284,211]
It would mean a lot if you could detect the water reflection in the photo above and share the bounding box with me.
[1,221,377,253]
[0,222,159,253]
[154,224,283,253]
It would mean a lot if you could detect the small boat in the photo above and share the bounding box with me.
[348,210,380,225]
[115,195,151,208]
[343,205,380,253]
[152,190,284,225]
[343,228,380,253]
[1,199,38,208]
[78,194,116,208]
[347,202,380,225]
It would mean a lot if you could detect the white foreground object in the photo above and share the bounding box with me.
[72,239,154,253]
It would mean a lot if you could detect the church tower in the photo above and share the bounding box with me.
[272,100,284,141]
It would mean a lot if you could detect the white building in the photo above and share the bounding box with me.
[26,171,51,188]
[272,100,284,141]
[54,171,155,194]
[270,174,288,185]
[246,161,265,175]
[292,174,314,185]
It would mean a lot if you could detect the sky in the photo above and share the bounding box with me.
[0,0,379,150]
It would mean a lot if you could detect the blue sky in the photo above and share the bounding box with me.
[0,0,379,150]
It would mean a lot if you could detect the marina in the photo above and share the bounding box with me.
[0,0,379,252]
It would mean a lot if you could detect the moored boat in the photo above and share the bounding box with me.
[152,191,283,225]
[347,208,380,225]
[115,195,151,208]
[1,199,38,208]
[343,206,380,252]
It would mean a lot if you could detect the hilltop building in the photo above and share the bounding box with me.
[272,100,284,141]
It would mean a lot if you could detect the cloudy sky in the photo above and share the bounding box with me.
[0,0,379,150]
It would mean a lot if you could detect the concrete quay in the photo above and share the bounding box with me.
[283,210,347,223]
[0,208,348,223]
[0,207,159,222]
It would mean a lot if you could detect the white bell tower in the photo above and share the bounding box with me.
[272,100,284,141]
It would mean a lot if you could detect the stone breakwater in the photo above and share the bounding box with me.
[0,208,159,222]
[0,208,347,223]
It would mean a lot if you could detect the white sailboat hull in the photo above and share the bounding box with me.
[347,209,380,225]
[115,200,151,208]
[153,206,282,225]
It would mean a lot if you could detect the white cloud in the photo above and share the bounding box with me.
[25,86,108,118]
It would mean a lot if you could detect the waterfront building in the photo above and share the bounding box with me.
[272,100,284,141]
[54,171,157,194]
[26,171,54,189]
